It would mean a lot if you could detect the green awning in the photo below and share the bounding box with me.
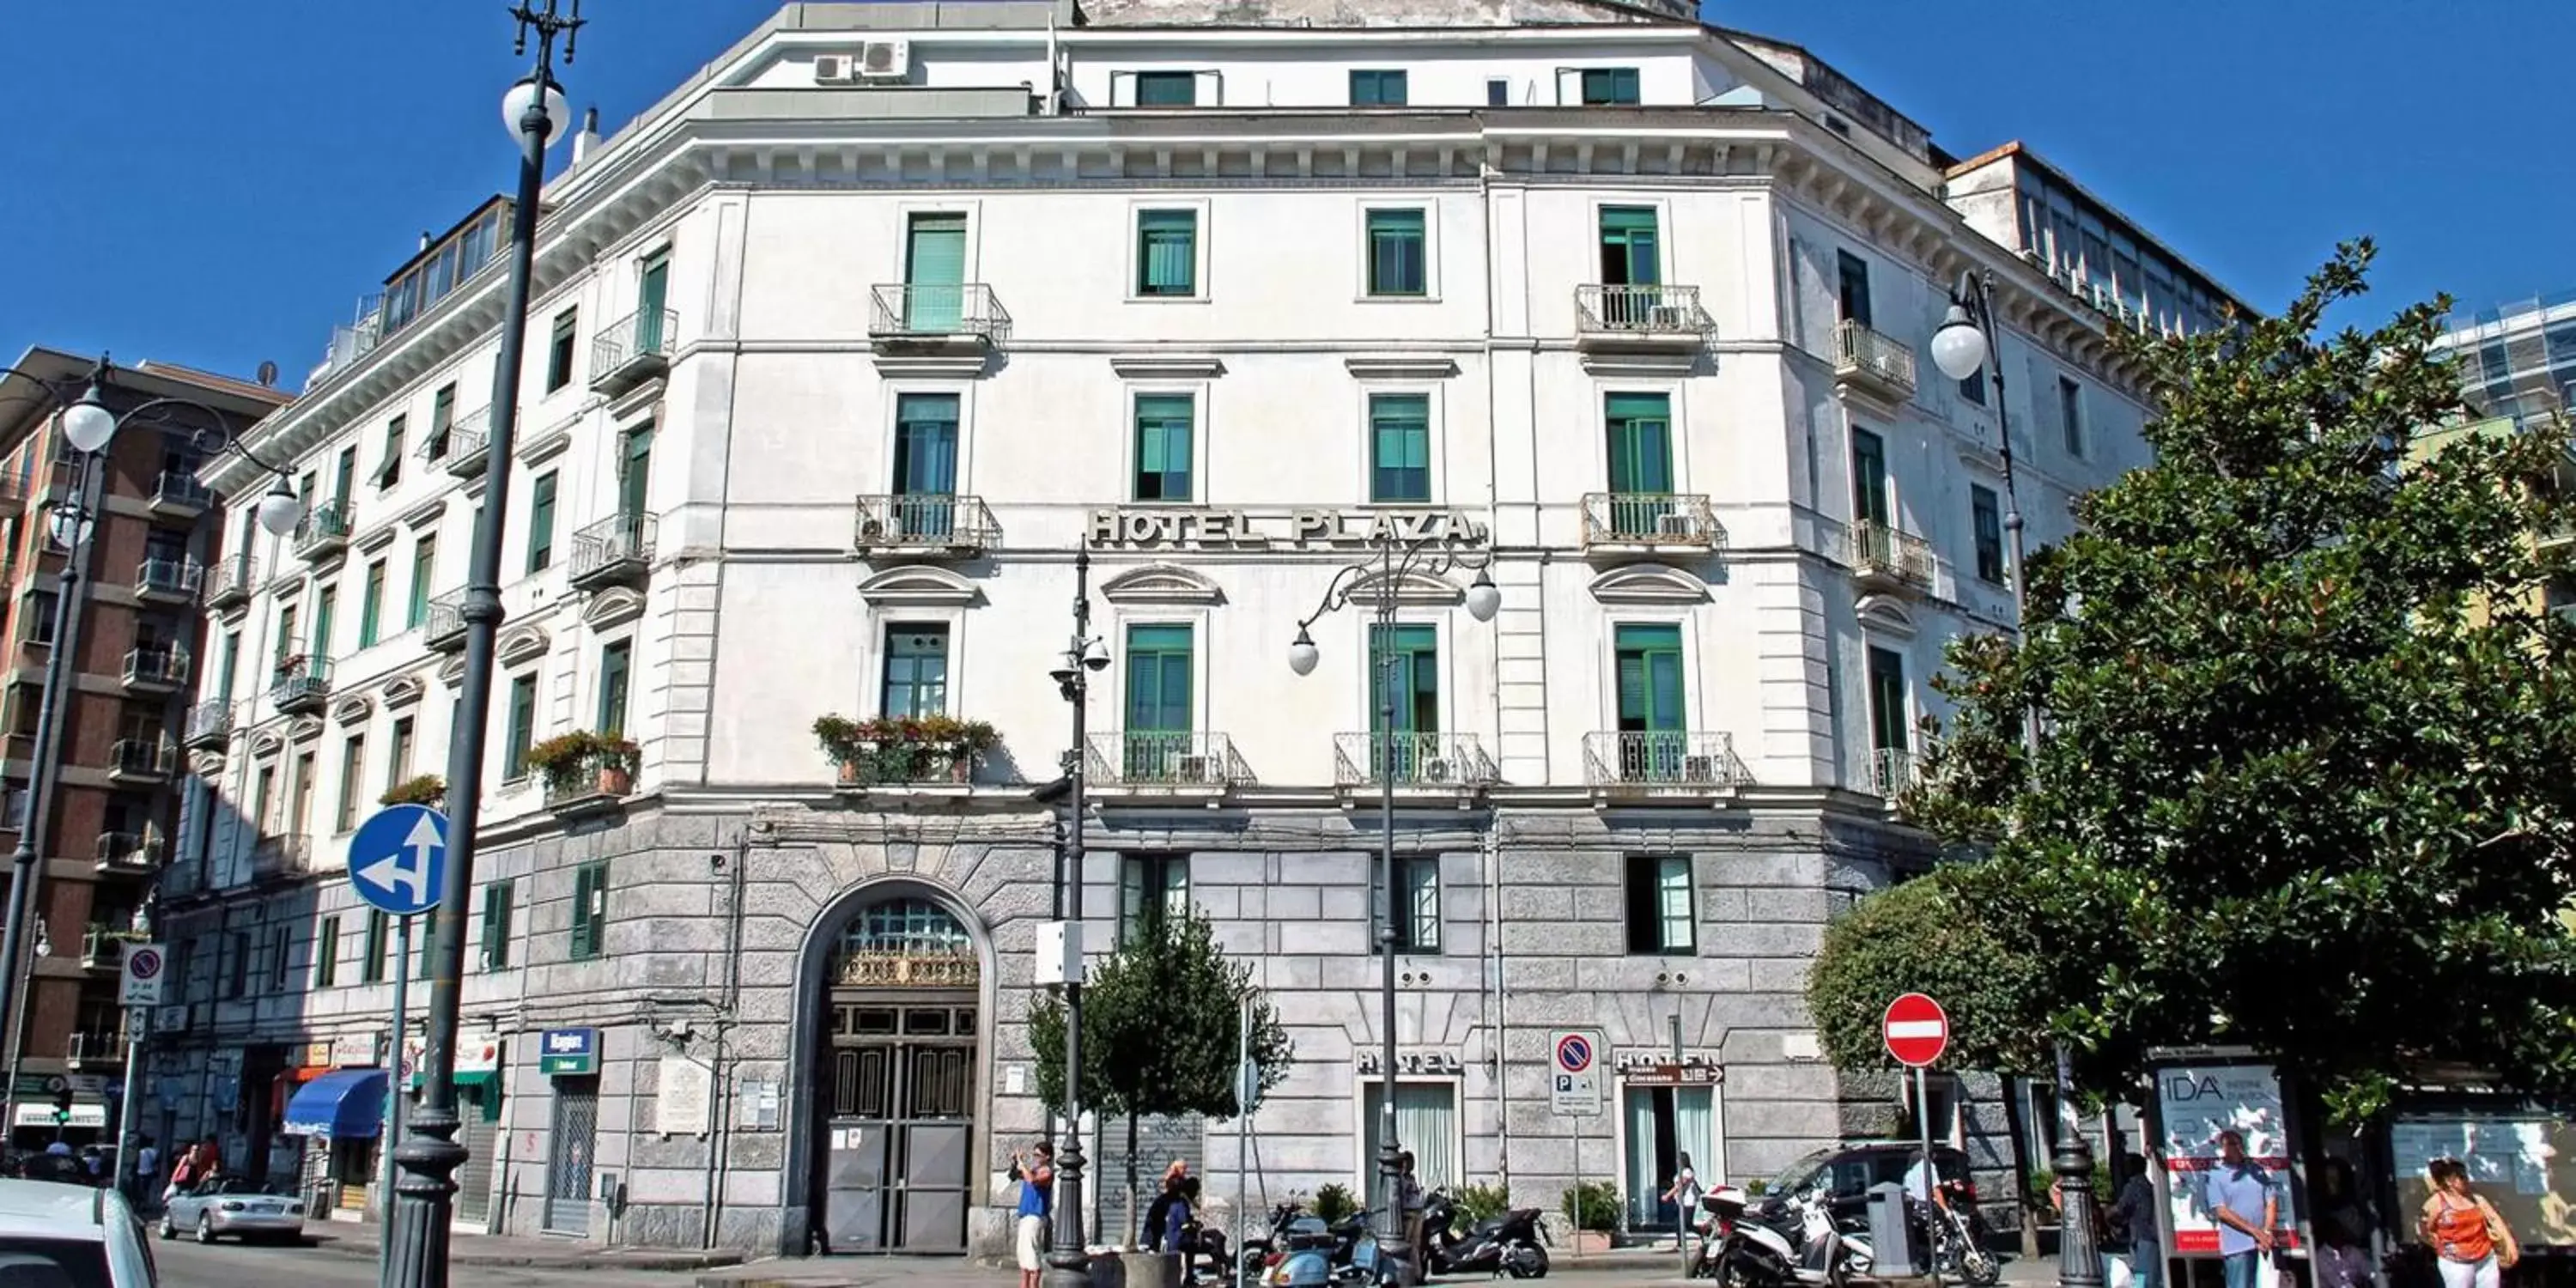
[406,1068,498,1092]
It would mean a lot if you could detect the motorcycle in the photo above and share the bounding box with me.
[1254,1206,1383,1287]
[1922,1182,1999,1288]
[1420,1188,1550,1279]
[1698,1185,1857,1288]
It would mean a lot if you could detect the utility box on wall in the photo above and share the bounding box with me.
[1032,920,1084,987]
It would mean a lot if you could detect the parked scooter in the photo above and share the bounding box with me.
[1700,1184,1856,1288]
[1255,1207,1383,1287]
[1921,1182,1999,1288]
[1420,1188,1550,1279]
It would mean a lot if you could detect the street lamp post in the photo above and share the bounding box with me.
[1930,273,2101,1288]
[0,371,300,1162]
[1041,542,1107,1288]
[386,6,579,1287]
[1287,533,1501,1286]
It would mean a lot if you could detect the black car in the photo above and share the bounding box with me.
[1758,1140,1974,1224]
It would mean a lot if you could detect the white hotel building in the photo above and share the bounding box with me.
[154,0,2239,1256]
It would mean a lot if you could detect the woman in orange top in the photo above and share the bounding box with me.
[2420,1159,2517,1288]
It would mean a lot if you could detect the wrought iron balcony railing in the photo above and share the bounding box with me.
[203,556,255,611]
[251,833,317,882]
[867,283,1012,347]
[1833,318,1918,402]
[591,307,677,394]
[852,494,1000,556]
[1084,732,1252,788]
[427,404,491,477]
[149,471,211,516]
[1331,732,1498,788]
[1581,731,1747,791]
[1574,283,1712,338]
[1850,520,1936,592]
[185,700,235,749]
[295,499,354,559]
[270,654,332,713]
[64,1030,125,1067]
[1578,492,1722,550]
[424,589,469,652]
[107,738,175,781]
[1867,745,1917,799]
[569,513,654,590]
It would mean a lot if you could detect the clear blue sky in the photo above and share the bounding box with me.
[3,1,2563,382]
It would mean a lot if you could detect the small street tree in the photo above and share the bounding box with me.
[1906,240,2576,1118]
[1032,907,1295,1241]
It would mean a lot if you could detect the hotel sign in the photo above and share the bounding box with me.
[1088,507,1485,550]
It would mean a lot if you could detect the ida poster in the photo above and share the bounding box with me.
[2156,1063,2300,1254]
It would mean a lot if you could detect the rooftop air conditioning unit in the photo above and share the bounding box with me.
[1656,509,1698,538]
[1176,755,1212,783]
[858,39,912,82]
[1683,755,1718,783]
[1421,758,1454,782]
[814,54,857,84]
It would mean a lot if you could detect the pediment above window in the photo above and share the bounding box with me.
[330,694,374,726]
[1346,568,1461,609]
[248,732,283,757]
[439,655,468,688]
[1586,562,1710,605]
[497,625,551,665]
[859,564,981,608]
[401,497,447,531]
[1109,355,1225,380]
[380,675,426,709]
[188,750,227,779]
[1856,594,1917,640]
[583,586,645,630]
[1342,355,1459,381]
[287,717,325,744]
[1100,563,1224,606]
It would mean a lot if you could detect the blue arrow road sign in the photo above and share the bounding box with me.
[349,805,449,915]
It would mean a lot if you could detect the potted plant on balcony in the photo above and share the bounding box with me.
[915,714,1000,783]
[813,714,874,787]
[813,713,1000,786]
[524,730,641,800]
[380,775,447,808]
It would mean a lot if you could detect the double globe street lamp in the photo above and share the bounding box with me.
[1928,274,2102,1288]
[1286,531,1499,1286]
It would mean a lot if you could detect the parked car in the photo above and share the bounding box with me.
[159,1177,306,1244]
[0,1176,158,1285]
[1759,1140,1976,1224]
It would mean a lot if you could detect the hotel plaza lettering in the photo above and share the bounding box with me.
[1088,507,1486,550]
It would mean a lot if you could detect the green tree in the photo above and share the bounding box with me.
[1911,241,2576,1118]
[1030,908,1295,1240]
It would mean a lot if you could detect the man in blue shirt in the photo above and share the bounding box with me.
[2202,1131,2278,1288]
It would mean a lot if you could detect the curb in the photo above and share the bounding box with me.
[303,1234,745,1272]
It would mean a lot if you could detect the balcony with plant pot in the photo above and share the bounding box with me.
[527,731,640,817]
[80,925,145,972]
[380,775,446,808]
[814,714,1000,790]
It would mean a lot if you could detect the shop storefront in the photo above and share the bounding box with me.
[1618,1053,1722,1230]
[282,1035,388,1219]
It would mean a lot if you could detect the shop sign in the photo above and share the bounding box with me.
[1087,507,1485,550]
[402,1032,502,1078]
[329,1033,380,1067]
[1353,1049,1464,1076]
[538,1028,598,1076]
[300,1042,334,1068]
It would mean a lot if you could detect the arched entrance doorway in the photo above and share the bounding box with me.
[814,895,981,1253]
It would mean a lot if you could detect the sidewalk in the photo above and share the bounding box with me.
[302,1220,748,1273]
[688,1246,2057,1288]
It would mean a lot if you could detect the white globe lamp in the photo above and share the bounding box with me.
[1286,629,1320,677]
[1929,304,1991,383]
[502,76,570,144]
[58,387,115,456]
[1463,570,1502,623]
[255,477,302,538]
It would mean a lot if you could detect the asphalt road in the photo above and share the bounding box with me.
[149,1238,708,1288]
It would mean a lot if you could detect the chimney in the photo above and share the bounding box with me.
[572,106,602,166]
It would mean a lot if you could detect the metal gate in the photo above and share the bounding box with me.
[459,1084,498,1225]
[823,1002,976,1251]
[544,1078,598,1236]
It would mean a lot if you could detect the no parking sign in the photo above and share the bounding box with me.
[119,943,165,1006]
[1549,1030,1602,1117]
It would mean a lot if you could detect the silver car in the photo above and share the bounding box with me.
[159,1177,306,1244]
[0,1177,158,1285]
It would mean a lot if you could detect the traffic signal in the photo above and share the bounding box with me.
[48,1088,70,1125]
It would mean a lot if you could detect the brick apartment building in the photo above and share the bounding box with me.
[0,348,283,1146]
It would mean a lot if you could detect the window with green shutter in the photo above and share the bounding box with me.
[1597,206,1661,287]
[481,879,515,970]
[504,673,538,777]
[1370,393,1431,502]
[314,916,340,987]
[1118,854,1190,946]
[1133,393,1194,501]
[1613,624,1686,733]
[362,909,388,983]
[1580,67,1641,106]
[1364,210,1427,297]
[526,472,557,573]
[1971,486,2006,585]
[1134,71,1198,106]
[1367,624,1439,734]
[1623,854,1695,954]
[570,862,608,960]
[1136,210,1198,296]
[358,561,386,647]
[1349,69,1407,106]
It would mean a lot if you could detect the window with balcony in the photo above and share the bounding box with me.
[526,471,557,573]
[334,734,365,833]
[1597,207,1660,289]
[1393,854,1441,953]
[374,416,405,489]
[358,560,386,647]
[24,591,55,647]
[407,534,436,629]
[335,446,357,504]
[1118,854,1190,946]
[1135,210,1199,297]
[1370,394,1431,502]
[1614,623,1685,737]
[1123,624,1193,780]
[504,673,538,780]
[273,605,298,669]
[216,631,238,701]
[545,308,578,392]
[1971,486,2006,586]
[1364,209,1427,298]
[1868,645,1909,762]
[1133,71,1197,106]
[1579,67,1641,105]
[427,384,456,460]
[481,878,515,970]
[880,626,950,719]
[1369,624,1439,736]
[361,908,389,984]
[1851,427,1890,530]
[313,585,337,659]
[1623,854,1694,954]
[902,213,969,331]
[1350,69,1407,106]
[314,915,340,987]
[570,861,609,960]
[891,395,962,538]
[1836,250,1874,329]
[598,640,632,736]
[1133,393,1195,501]
[2058,376,2087,458]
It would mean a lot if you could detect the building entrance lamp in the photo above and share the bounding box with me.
[1285,530,1498,1286]
[1038,542,1108,1288]
[386,5,580,1288]
[1930,273,2099,1288]
[0,368,295,1179]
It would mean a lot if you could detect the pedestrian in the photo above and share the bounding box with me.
[2421,1158,2517,1288]
[2201,1131,2279,1288]
[1141,1160,1189,1250]
[1398,1151,1427,1284]
[2312,1157,2374,1288]
[2106,1153,2161,1288]
[1663,1151,1704,1241]
[1010,1142,1054,1288]
[1148,1164,1195,1255]
[133,1137,159,1209]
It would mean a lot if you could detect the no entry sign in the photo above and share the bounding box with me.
[1882,993,1950,1067]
